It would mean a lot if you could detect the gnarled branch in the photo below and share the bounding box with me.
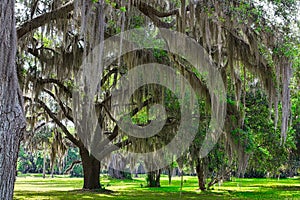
[36,98,80,146]
[17,1,74,39]
[134,2,176,28]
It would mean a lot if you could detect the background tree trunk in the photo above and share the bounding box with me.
[167,166,173,185]
[79,146,101,190]
[196,158,206,191]
[0,0,26,199]
[42,142,47,178]
[50,163,54,178]
[147,169,161,187]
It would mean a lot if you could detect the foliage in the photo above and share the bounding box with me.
[244,90,296,177]
[17,145,82,177]
[13,0,300,192]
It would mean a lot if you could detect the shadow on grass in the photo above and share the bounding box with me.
[14,177,300,199]
[14,189,117,200]
[264,185,300,191]
[14,188,232,200]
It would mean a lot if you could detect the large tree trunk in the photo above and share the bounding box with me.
[79,146,101,190]
[196,158,206,191]
[0,0,26,199]
[147,169,161,187]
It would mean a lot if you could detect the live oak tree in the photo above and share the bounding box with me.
[14,0,299,192]
[0,0,26,199]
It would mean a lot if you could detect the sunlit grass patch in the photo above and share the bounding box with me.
[14,175,300,199]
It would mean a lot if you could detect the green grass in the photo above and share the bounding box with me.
[14,174,300,199]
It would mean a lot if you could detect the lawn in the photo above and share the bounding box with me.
[14,174,300,199]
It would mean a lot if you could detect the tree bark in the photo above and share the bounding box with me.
[17,1,75,39]
[196,158,206,191]
[147,169,161,187]
[167,166,173,185]
[64,160,81,174]
[42,142,47,178]
[155,169,161,187]
[79,146,101,190]
[50,164,54,178]
[0,0,26,199]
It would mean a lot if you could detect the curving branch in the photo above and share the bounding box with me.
[101,68,118,86]
[64,160,82,174]
[134,2,176,28]
[36,98,80,146]
[38,78,72,98]
[27,46,62,67]
[17,1,74,39]
[42,88,74,122]
[134,2,179,18]
[97,139,130,161]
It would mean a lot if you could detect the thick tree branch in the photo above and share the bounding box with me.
[36,98,80,146]
[64,160,82,174]
[96,96,155,152]
[17,1,74,39]
[99,102,117,123]
[135,2,179,18]
[97,139,130,161]
[134,2,176,28]
[107,126,119,142]
[43,88,74,122]
[38,78,72,98]
[101,68,118,86]
[27,47,58,66]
